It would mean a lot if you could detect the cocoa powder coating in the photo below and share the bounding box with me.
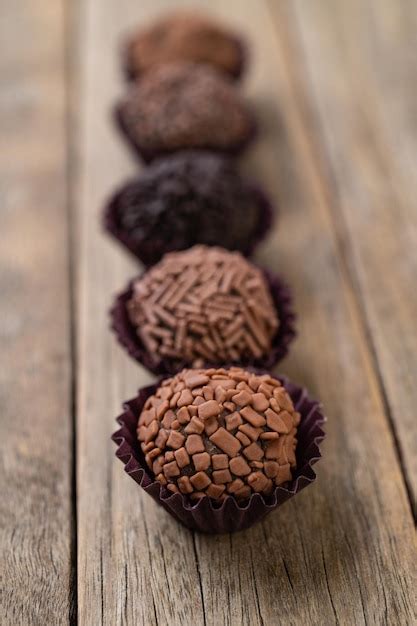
[117,62,254,159]
[106,151,268,265]
[125,11,245,80]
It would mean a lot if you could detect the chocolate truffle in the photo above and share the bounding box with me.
[116,62,255,162]
[137,367,300,501]
[124,11,245,80]
[105,151,272,266]
[127,246,279,369]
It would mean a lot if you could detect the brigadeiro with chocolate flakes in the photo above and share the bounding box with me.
[112,368,326,533]
[110,245,296,375]
[123,11,246,81]
[138,368,300,502]
[104,151,274,266]
[115,62,256,162]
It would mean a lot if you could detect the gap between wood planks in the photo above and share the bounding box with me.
[266,0,415,520]
[65,0,82,621]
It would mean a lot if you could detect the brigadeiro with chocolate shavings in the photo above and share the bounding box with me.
[115,62,256,163]
[112,368,326,533]
[123,11,246,82]
[110,246,296,376]
[103,151,274,267]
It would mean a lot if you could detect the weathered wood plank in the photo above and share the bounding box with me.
[75,1,206,624]
[0,1,74,623]
[75,0,417,624]
[284,0,417,514]
[192,1,417,625]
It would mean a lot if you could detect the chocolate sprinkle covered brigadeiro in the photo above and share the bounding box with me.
[138,367,300,502]
[104,151,273,266]
[124,11,245,81]
[127,246,279,370]
[116,62,255,162]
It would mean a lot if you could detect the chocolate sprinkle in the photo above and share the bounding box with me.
[127,246,279,369]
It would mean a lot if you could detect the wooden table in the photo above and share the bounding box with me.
[1,1,416,624]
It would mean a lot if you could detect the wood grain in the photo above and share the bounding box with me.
[283,0,417,517]
[0,1,74,623]
[2,1,416,624]
[73,0,417,624]
[74,1,206,623]
[194,2,417,624]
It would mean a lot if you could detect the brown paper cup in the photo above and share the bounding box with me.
[112,374,325,533]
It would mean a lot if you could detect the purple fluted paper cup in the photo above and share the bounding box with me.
[112,374,325,533]
[110,267,296,376]
[103,178,274,267]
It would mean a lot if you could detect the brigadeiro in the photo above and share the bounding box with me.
[115,62,256,162]
[112,368,326,532]
[123,11,246,81]
[139,368,300,501]
[110,245,296,375]
[104,151,273,266]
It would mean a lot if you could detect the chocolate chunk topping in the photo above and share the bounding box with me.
[210,427,241,458]
[193,452,211,472]
[212,469,233,484]
[137,367,299,501]
[198,400,221,420]
[212,454,229,470]
[190,471,211,490]
[229,456,251,476]
[185,434,205,455]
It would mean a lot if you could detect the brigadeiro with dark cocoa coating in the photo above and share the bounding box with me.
[115,62,256,162]
[104,151,273,266]
[124,11,246,81]
[110,245,296,375]
[112,368,326,533]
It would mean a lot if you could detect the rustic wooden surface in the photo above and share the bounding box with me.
[0,1,75,624]
[285,0,417,518]
[1,0,416,624]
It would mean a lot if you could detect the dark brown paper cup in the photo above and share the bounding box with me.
[110,267,296,376]
[103,180,274,267]
[112,374,325,533]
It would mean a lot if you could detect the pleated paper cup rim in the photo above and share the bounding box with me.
[112,373,326,533]
[109,265,296,376]
[103,176,275,267]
